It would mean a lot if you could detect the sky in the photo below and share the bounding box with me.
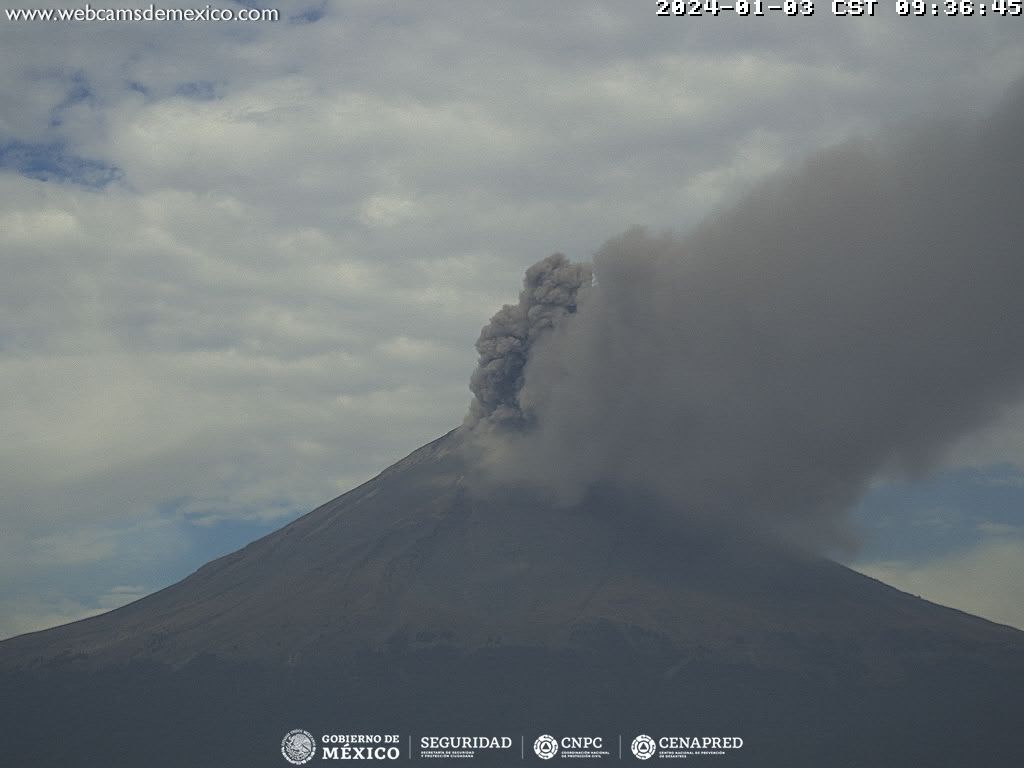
[1,1,1023,639]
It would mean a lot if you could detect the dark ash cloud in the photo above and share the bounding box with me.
[465,80,1024,553]
[466,253,592,429]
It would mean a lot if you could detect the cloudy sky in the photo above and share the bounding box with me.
[2,1,1023,638]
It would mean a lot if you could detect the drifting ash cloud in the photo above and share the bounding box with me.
[466,79,1024,552]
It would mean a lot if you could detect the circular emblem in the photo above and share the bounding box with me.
[281,729,316,765]
[631,734,656,760]
[534,734,559,760]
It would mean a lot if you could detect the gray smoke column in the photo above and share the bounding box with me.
[465,79,1024,552]
[466,253,592,428]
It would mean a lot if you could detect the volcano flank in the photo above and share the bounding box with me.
[1,428,1022,767]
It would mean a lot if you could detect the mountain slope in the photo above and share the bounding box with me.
[2,428,1022,767]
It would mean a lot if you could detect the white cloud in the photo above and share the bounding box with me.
[359,194,425,229]
[0,586,149,640]
[855,536,1024,631]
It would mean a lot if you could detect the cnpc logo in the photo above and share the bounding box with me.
[534,735,559,760]
[535,735,605,760]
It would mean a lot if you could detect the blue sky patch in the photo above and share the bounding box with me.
[48,70,94,128]
[289,2,327,24]
[175,80,219,100]
[851,464,1024,564]
[0,140,121,187]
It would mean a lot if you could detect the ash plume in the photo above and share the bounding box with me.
[466,253,592,428]
[465,80,1024,552]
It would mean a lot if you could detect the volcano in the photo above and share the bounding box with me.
[2,427,1023,767]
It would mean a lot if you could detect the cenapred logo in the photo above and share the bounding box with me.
[534,734,559,760]
[282,729,317,765]
[631,734,657,760]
